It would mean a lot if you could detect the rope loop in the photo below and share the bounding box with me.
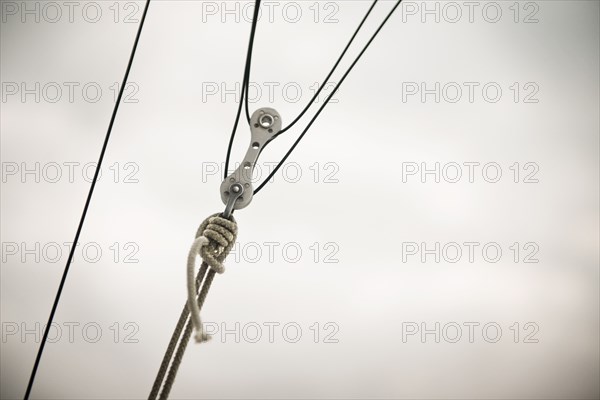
[187,213,238,342]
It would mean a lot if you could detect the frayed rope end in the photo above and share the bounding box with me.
[194,331,212,343]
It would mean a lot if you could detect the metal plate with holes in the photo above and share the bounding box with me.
[220,108,282,212]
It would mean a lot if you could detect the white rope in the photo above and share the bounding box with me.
[186,236,210,342]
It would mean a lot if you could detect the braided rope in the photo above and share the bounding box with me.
[159,269,216,400]
[149,213,238,400]
[148,263,208,400]
[187,214,237,342]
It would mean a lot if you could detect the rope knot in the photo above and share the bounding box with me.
[187,213,238,343]
[196,214,238,274]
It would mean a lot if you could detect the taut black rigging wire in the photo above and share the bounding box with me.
[224,0,262,180]
[255,0,402,194]
[222,0,402,194]
[224,0,377,180]
[23,1,152,398]
[277,0,379,136]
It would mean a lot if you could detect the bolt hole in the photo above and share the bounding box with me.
[259,114,274,128]
[268,128,273,133]
[243,162,251,170]
[254,123,259,128]
[252,142,260,149]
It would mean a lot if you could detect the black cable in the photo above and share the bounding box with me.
[277,0,379,136]
[225,0,377,172]
[23,1,151,398]
[225,0,376,178]
[243,0,261,124]
[254,0,402,195]
[224,0,262,179]
[223,69,247,180]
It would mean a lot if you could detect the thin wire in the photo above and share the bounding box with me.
[254,0,402,195]
[23,1,152,398]
[224,0,261,179]
[243,0,261,124]
[225,1,377,176]
[277,0,379,136]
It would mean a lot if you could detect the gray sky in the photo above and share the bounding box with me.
[1,1,599,399]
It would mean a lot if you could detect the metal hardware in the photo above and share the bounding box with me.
[222,182,244,219]
[220,107,282,214]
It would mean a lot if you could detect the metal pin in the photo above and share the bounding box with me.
[222,183,244,219]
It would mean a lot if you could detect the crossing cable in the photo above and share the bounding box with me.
[224,0,378,180]
[255,0,401,194]
[222,0,402,194]
[23,1,152,398]
[224,0,262,180]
